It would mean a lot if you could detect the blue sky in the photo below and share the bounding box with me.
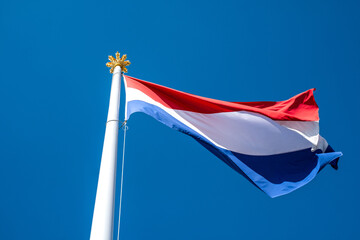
[1,0,359,239]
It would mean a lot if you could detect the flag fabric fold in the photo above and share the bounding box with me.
[123,75,342,198]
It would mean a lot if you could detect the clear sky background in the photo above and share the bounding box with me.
[1,0,359,239]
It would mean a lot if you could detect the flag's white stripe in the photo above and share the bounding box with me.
[175,110,325,155]
[125,87,326,155]
[278,121,319,146]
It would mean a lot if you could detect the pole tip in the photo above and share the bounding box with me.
[106,51,131,74]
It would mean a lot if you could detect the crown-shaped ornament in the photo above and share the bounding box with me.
[106,51,131,73]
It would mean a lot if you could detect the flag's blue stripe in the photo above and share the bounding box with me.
[127,100,342,198]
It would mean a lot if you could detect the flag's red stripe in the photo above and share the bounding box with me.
[124,75,319,121]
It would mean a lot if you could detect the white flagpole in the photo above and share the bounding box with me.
[90,52,130,240]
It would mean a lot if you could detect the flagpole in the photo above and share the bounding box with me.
[90,52,130,240]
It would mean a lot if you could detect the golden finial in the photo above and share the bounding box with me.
[106,51,131,73]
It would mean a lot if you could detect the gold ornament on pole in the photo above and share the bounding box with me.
[106,51,131,73]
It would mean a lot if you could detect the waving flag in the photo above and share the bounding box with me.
[123,75,342,198]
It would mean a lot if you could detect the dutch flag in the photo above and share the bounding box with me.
[123,75,342,198]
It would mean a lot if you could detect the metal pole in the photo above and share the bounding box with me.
[90,65,122,240]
